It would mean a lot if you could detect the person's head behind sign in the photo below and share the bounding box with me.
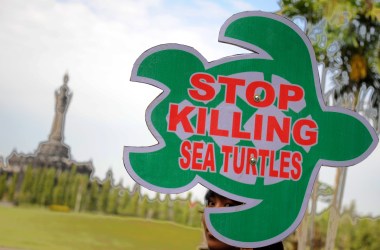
[202,190,284,250]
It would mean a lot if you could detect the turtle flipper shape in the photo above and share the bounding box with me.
[124,12,378,247]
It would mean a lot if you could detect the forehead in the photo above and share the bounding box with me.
[206,192,238,202]
[207,193,223,200]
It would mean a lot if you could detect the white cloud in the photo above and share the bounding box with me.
[0,0,255,181]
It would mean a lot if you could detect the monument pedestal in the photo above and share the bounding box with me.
[36,140,70,159]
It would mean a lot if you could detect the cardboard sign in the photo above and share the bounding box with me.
[124,12,378,247]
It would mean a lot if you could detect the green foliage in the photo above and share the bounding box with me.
[40,168,55,206]
[281,0,380,108]
[0,173,7,199]
[106,187,119,215]
[158,194,170,221]
[117,189,130,215]
[150,192,161,219]
[31,168,44,204]
[65,166,78,208]
[281,0,325,24]
[357,218,380,249]
[75,174,89,212]
[97,172,112,213]
[19,166,33,203]
[83,180,99,212]
[137,194,149,218]
[292,206,380,249]
[7,172,19,202]
[52,171,69,205]
[188,202,202,228]
[173,197,187,224]
[0,167,203,228]
[125,184,140,216]
[67,174,79,209]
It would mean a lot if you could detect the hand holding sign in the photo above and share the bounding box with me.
[124,12,378,248]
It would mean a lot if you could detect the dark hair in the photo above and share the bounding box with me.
[204,189,243,205]
[256,242,284,249]
[204,189,215,204]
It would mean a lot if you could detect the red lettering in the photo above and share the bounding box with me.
[279,151,291,179]
[268,150,278,177]
[233,146,246,174]
[179,140,191,170]
[258,149,269,176]
[293,118,318,146]
[179,141,216,172]
[246,148,258,175]
[246,81,275,108]
[218,76,245,104]
[209,109,229,137]
[232,112,251,139]
[253,114,263,140]
[196,107,207,135]
[192,141,204,170]
[188,73,216,101]
[168,104,194,133]
[204,143,216,172]
[291,152,302,180]
[267,116,291,143]
[221,145,233,173]
[278,84,304,111]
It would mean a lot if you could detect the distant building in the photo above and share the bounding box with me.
[5,73,93,175]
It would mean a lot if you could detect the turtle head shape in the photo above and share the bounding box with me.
[124,11,378,248]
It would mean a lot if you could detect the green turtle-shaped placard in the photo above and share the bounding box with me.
[124,11,378,247]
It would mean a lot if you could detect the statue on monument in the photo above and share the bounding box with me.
[6,72,93,176]
[35,73,73,159]
[49,73,72,142]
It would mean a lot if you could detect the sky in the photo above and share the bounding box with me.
[0,0,379,217]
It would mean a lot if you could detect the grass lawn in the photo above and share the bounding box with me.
[0,206,203,250]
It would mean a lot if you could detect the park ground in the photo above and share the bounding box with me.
[0,206,203,250]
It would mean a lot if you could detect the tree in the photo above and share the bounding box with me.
[173,196,186,224]
[349,218,380,249]
[97,169,113,213]
[31,168,46,205]
[179,193,192,226]
[0,173,7,200]
[40,168,56,206]
[117,188,131,215]
[66,174,80,209]
[106,186,120,215]
[125,183,140,216]
[76,174,89,212]
[148,192,160,219]
[19,166,33,204]
[158,194,170,221]
[137,194,149,218]
[52,171,69,205]
[281,0,380,128]
[7,172,19,202]
[188,201,203,227]
[84,179,99,212]
[65,166,79,208]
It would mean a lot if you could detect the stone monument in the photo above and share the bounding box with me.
[6,73,93,175]
[37,73,72,159]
